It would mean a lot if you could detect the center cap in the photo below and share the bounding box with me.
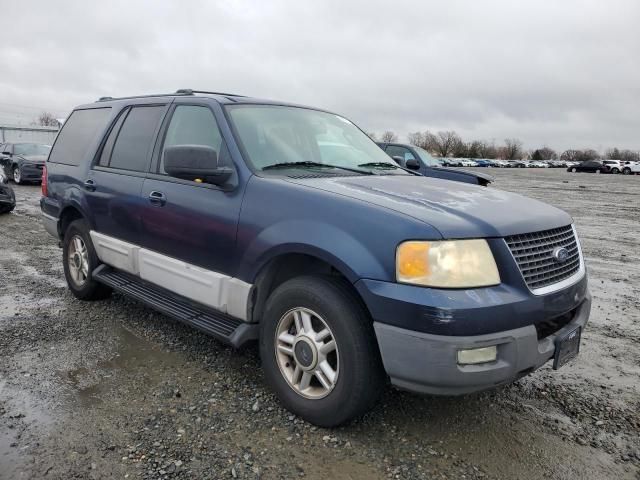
[73,252,82,268]
[293,337,317,370]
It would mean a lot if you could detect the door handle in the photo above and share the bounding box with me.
[84,179,96,191]
[148,190,166,206]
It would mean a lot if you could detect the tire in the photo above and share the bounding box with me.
[612,168,619,174]
[0,203,14,214]
[595,169,601,174]
[260,275,385,427]
[622,168,631,175]
[571,167,577,172]
[12,165,22,184]
[62,219,112,301]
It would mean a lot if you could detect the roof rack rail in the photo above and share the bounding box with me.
[95,91,194,102]
[176,89,246,98]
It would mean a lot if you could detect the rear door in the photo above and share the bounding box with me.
[86,104,168,246]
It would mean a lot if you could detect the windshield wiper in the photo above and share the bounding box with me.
[262,161,373,175]
[358,162,421,175]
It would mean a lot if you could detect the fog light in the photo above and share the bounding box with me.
[457,346,497,365]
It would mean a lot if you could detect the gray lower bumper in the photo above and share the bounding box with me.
[374,292,591,395]
[42,212,59,239]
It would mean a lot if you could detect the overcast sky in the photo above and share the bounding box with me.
[1,0,638,152]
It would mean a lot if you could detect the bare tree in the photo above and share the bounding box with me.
[407,132,425,148]
[531,147,557,160]
[502,138,523,160]
[431,131,462,157]
[560,149,600,162]
[380,131,398,143]
[37,112,60,127]
[367,132,378,141]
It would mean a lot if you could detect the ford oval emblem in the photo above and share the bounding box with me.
[552,247,569,263]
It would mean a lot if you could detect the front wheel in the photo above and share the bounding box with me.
[62,219,112,300]
[260,275,385,427]
[622,168,631,175]
[611,168,619,174]
[571,167,577,172]
[595,169,601,174]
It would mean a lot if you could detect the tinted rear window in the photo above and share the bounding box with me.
[48,108,111,166]
[108,106,165,172]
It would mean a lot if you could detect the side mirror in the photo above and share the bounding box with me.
[405,158,420,170]
[2,152,11,156]
[164,145,233,186]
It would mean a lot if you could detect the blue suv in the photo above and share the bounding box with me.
[41,89,591,426]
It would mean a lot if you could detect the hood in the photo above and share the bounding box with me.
[285,175,571,239]
[434,166,493,184]
[18,154,47,164]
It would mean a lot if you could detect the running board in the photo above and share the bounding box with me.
[93,265,258,348]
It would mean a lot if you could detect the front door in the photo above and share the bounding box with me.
[138,103,244,287]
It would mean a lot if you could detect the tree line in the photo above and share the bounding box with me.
[369,130,640,162]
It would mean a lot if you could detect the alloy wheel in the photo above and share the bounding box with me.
[275,307,339,399]
[67,235,89,286]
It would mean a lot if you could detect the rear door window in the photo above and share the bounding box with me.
[48,108,111,166]
[107,106,165,172]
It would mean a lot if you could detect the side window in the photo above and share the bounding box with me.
[99,108,129,167]
[159,105,227,174]
[108,105,165,172]
[385,145,415,161]
[48,108,111,166]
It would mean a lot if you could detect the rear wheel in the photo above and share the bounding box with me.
[622,168,631,175]
[12,165,22,184]
[595,169,601,174]
[611,167,619,174]
[260,275,385,427]
[571,167,577,172]
[62,219,112,300]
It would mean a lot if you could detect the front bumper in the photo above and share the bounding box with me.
[373,291,591,395]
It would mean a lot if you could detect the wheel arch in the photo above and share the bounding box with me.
[247,249,371,324]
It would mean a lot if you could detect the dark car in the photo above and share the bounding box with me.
[41,89,590,426]
[567,160,611,173]
[378,142,493,186]
[0,170,16,214]
[0,142,51,184]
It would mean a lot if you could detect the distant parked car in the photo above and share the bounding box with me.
[601,160,623,174]
[0,171,16,214]
[474,159,493,167]
[529,161,549,168]
[621,162,640,175]
[511,160,529,168]
[567,160,612,173]
[459,159,477,167]
[378,143,493,186]
[0,142,51,184]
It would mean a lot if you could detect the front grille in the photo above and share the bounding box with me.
[505,225,581,291]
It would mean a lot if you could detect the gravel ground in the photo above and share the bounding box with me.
[0,169,638,480]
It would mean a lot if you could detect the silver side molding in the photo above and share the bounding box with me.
[90,231,251,321]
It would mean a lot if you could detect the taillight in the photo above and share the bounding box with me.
[41,164,48,196]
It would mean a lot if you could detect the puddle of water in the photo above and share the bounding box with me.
[62,325,185,407]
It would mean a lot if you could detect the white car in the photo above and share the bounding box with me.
[602,160,623,174]
[621,162,640,175]
[529,161,549,168]
[459,159,477,167]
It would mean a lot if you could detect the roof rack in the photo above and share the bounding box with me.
[96,89,246,103]
[175,89,246,98]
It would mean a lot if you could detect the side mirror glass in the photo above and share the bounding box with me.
[164,145,233,186]
[405,158,420,170]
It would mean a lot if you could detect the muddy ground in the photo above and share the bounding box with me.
[0,169,638,480]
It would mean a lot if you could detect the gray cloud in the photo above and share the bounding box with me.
[1,0,638,152]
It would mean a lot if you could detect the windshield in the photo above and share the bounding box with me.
[226,105,404,174]
[413,146,444,167]
[14,143,51,156]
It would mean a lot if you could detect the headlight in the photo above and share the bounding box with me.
[396,239,500,288]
